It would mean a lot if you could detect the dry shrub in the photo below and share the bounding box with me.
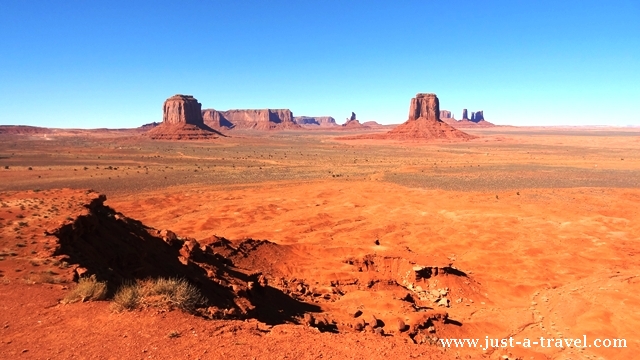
[111,278,204,313]
[63,275,107,303]
[111,281,139,311]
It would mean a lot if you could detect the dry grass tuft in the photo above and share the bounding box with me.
[111,277,204,313]
[63,275,107,303]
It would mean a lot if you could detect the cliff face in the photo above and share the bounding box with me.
[462,109,469,121]
[202,109,301,130]
[439,110,452,119]
[471,111,484,123]
[408,93,440,122]
[146,95,220,140]
[162,95,204,126]
[294,116,338,127]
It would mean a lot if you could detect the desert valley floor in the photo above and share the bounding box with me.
[1,127,639,359]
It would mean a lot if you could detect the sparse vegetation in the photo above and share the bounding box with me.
[62,275,107,303]
[111,278,204,313]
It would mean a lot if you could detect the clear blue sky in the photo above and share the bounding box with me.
[1,1,638,127]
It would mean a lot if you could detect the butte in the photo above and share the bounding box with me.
[146,95,223,140]
[342,93,476,141]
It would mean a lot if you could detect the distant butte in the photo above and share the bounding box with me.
[202,108,301,131]
[146,95,222,140]
[341,93,475,141]
[441,108,495,128]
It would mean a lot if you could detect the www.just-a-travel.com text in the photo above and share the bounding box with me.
[439,336,626,350]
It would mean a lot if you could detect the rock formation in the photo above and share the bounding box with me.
[342,112,369,129]
[340,93,475,141]
[471,111,484,123]
[146,95,221,140]
[439,110,452,119]
[162,95,204,126]
[202,109,301,131]
[342,119,368,129]
[462,109,469,121]
[293,116,338,127]
[408,94,440,122]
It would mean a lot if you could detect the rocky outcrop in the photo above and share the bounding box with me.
[439,110,452,119]
[146,95,221,140]
[294,116,338,127]
[408,93,440,122]
[340,93,475,141]
[202,109,301,131]
[139,122,160,130]
[162,95,204,126]
[471,111,484,123]
[202,109,235,130]
[462,109,469,121]
[342,119,368,129]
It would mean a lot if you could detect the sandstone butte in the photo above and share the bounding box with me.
[146,95,222,140]
[293,116,338,127]
[202,108,302,131]
[441,109,495,128]
[341,93,476,141]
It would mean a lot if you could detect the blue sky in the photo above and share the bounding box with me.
[1,1,638,127]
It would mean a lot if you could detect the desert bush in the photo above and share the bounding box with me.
[111,278,204,313]
[63,275,107,303]
[111,281,139,311]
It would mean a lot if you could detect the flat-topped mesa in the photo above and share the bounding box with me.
[163,95,204,126]
[294,116,338,126]
[146,94,220,140]
[202,108,301,130]
[408,93,440,122]
[440,110,453,119]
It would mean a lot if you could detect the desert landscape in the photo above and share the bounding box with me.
[1,91,639,360]
[2,2,639,359]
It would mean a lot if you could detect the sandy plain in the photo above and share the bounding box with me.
[1,127,639,359]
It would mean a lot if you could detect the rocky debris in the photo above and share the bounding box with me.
[146,95,221,140]
[202,109,301,131]
[294,116,338,127]
[46,192,321,323]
